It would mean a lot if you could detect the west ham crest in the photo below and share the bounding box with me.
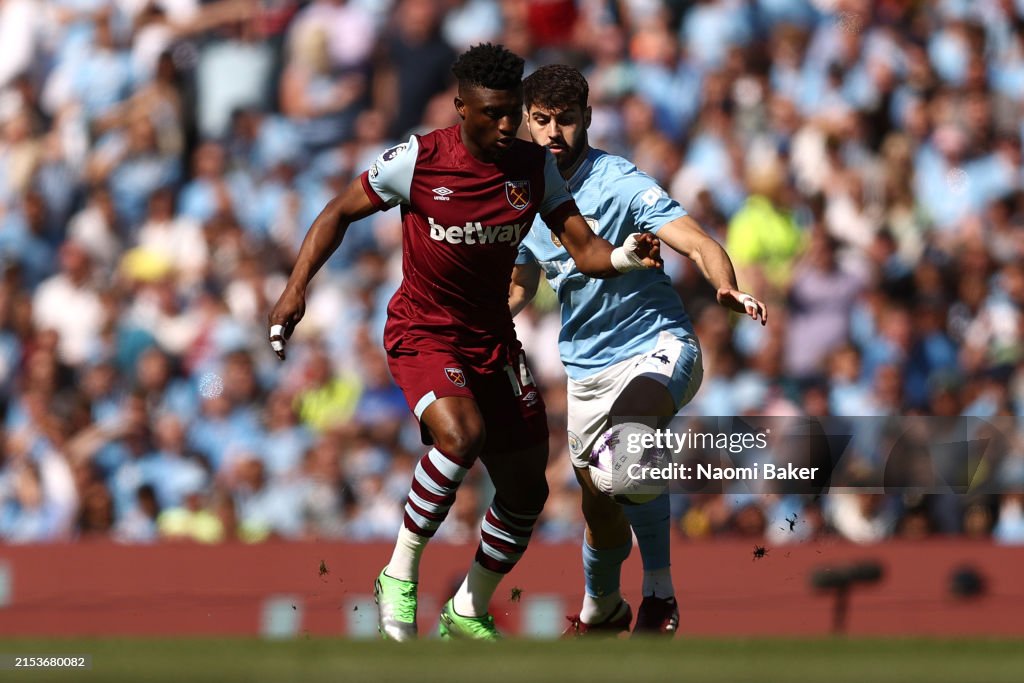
[505,180,530,210]
[445,367,466,387]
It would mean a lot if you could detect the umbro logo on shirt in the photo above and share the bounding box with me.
[432,187,454,201]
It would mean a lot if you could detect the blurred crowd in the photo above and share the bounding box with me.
[1,0,1023,547]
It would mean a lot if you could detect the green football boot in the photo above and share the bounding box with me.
[437,599,502,641]
[374,568,418,641]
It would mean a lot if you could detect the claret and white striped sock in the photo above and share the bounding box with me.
[386,447,472,582]
[453,500,541,616]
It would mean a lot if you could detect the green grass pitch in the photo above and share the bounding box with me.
[1,638,1021,683]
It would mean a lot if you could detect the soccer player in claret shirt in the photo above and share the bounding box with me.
[267,45,661,640]
[510,65,767,636]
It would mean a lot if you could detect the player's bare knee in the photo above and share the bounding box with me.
[513,481,548,514]
[493,471,547,518]
[493,456,548,511]
[581,486,627,528]
[424,398,487,460]
[434,424,486,461]
[583,507,631,547]
[578,478,629,543]
[528,476,550,510]
[610,377,674,420]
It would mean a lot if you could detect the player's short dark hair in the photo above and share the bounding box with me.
[451,43,524,91]
[523,64,589,112]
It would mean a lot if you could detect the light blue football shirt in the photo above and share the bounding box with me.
[517,148,696,380]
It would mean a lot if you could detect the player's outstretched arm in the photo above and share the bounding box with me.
[552,213,662,278]
[509,262,542,317]
[268,179,379,359]
[657,215,767,325]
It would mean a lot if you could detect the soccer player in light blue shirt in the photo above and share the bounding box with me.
[511,65,767,636]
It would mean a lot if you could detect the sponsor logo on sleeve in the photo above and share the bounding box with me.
[640,186,668,206]
[382,144,407,162]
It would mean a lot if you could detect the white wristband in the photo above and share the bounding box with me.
[610,233,645,273]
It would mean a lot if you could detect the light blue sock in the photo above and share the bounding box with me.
[582,538,631,598]
[623,494,671,570]
[623,494,675,598]
[581,538,632,622]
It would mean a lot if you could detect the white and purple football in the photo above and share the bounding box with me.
[589,422,665,505]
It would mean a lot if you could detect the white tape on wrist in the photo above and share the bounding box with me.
[611,233,645,273]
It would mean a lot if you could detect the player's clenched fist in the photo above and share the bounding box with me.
[633,232,662,268]
[612,232,662,272]
[268,286,306,360]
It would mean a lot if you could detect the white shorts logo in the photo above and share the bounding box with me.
[568,431,583,456]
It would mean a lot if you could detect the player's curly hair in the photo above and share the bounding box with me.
[451,43,524,91]
[523,64,589,112]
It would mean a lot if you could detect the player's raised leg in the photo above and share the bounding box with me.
[561,362,637,636]
[566,337,701,637]
[610,376,680,636]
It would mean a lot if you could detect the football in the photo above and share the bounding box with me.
[588,422,666,505]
